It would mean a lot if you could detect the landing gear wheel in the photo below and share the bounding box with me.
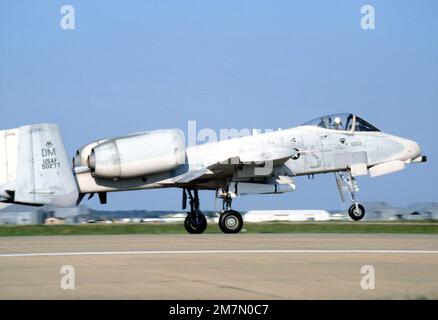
[184,214,207,234]
[349,204,365,221]
[219,210,243,234]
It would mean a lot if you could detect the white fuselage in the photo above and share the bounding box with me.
[75,125,421,194]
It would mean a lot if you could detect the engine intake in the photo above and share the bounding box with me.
[73,139,108,168]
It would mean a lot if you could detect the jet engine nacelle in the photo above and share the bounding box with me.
[73,139,108,168]
[87,129,186,179]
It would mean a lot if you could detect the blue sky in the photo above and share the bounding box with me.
[1,1,437,211]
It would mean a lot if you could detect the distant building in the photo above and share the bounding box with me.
[0,204,89,225]
[0,210,48,225]
[404,203,438,220]
[243,210,331,222]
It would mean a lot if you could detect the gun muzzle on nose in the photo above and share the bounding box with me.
[411,155,427,163]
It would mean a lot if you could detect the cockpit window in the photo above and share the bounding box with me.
[302,113,353,130]
[301,113,380,132]
[354,117,380,132]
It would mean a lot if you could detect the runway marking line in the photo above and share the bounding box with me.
[1,249,438,258]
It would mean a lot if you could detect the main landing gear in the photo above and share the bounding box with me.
[182,188,244,234]
[335,172,366,221]
[219,210,243,234]
[183,189,207,234]
[217,191,243,234]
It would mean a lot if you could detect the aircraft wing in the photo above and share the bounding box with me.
[173,168,215,184]
[171,147,296,186]
[209,146,297,174]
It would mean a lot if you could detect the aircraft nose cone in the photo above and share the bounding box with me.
[402,139,422,160]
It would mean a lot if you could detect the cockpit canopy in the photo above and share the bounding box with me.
[301,113,380,132]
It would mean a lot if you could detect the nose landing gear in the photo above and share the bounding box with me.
[348,203,365,221]
[335,172,366,221]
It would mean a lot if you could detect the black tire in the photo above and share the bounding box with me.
[219,210,243,234]
[349,204,365,221]
[184,214,207,234]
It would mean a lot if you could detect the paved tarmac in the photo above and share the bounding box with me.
[0,234,437,299]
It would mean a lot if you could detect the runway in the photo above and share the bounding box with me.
[0,234,437,299]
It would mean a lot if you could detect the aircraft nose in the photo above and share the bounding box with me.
[400,138,422,160]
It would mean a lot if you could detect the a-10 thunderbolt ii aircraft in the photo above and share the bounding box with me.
[0,113,426,233]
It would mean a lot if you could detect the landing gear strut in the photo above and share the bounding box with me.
[335,172,366,221]
[217,189,244,234]
[183,188,207,234]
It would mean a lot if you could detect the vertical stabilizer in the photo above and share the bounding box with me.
[0,123,78,207]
